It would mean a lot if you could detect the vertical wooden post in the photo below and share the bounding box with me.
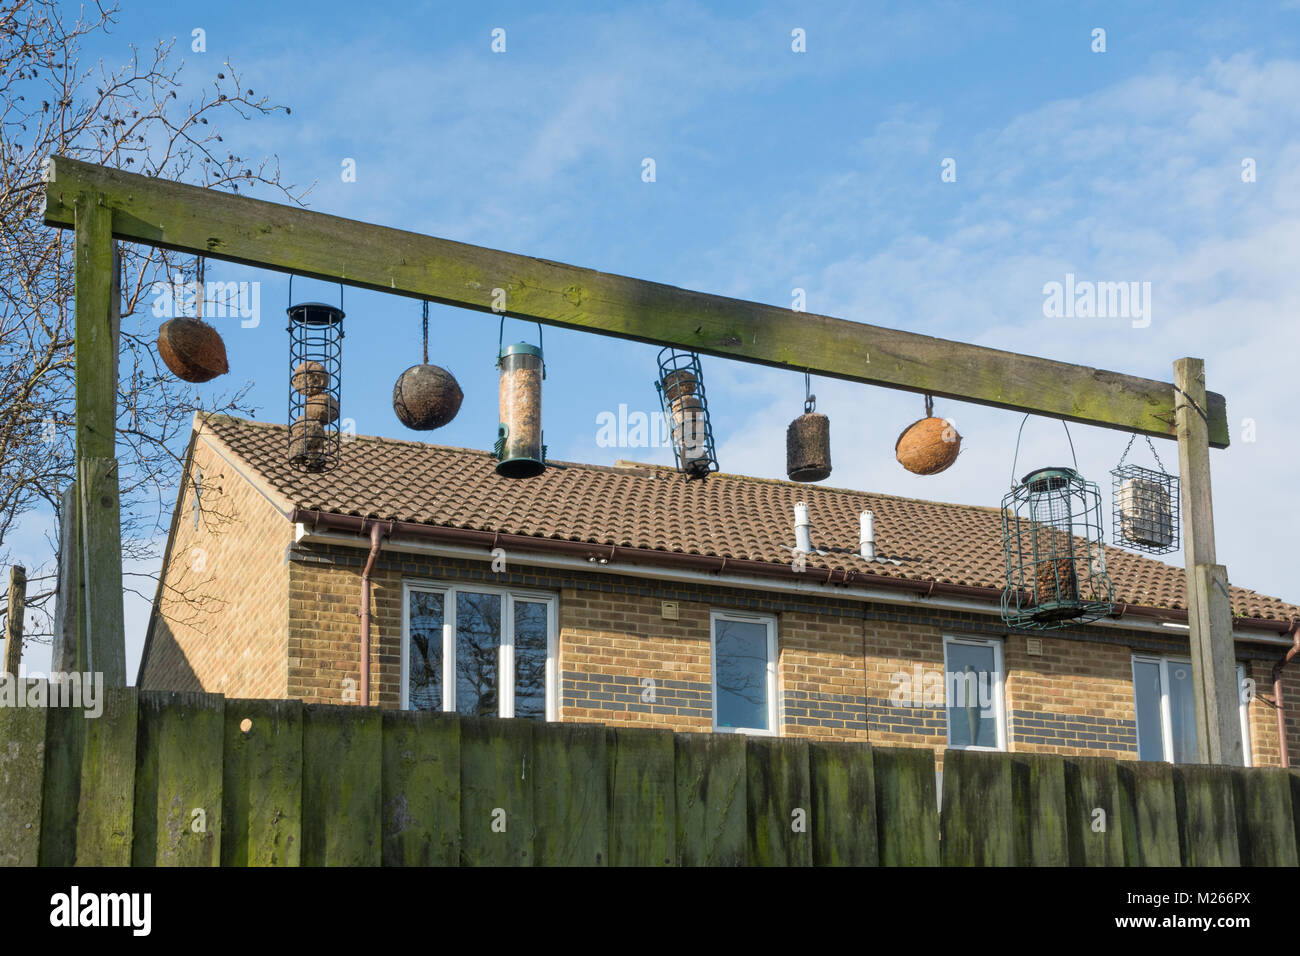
[50,483,79,674]
[1174,357,1242,765]
[3,565,26,676]
[73,195,126,686]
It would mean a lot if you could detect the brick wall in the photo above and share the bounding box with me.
[139,438,291,697]
[265,541,1300,768]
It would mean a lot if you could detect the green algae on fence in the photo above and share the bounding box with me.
[75,687,137,866]
[302,704,382,866]
[941,749,1016,866]
[675,732,746,866]
[1118,761,1181,867]
[459,716,533,866]
[1233,767,1298,867]
[607,726,676,867]
[382,709,459,866]
[1175,764,1240,866]
[38,701,83,866]
[746,736,811,867]
[873,746,939,866]
[531,722,607,866]
[222,698,303,867]
[808,740,878,866]
[0,682,48,866]
[1064,756,1127,866]
[1010,753,1069,866]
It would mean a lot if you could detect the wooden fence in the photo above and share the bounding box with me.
[1,687,1297,866]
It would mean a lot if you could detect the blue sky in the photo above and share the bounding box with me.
[12,1,1300,674]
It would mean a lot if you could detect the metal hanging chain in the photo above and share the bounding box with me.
[1010,413,1079,487]
[804,370,815,413]
[924,393,934,418]
[422,300,429,365]
[196,255,205,320]
[1117,431,1170,475]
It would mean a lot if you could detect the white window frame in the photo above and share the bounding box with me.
[401,580,558,720]
[709,610,779,736]
[1130,655,1252,767]
[942,634,1007,752]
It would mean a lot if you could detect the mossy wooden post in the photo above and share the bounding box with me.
[75,686,137,866]
[1231,766,1298,866]
[675,732,746,866]
[942,749,1016,866]
[222,698,303,867]
[1009,753,1068,866]
[607,726,676,867]
[39,701,84,866]
[0,679,48,865]
[1117,760,1181,866]
[3,566,25,676]
[532,722,608,866]
[1063,756,1126,866]
[872,746,939,866]
[459,716,533,866]
[50,482,79,674]
[73,193,125,686]
[301,704,382,866]
[746,736,811,867]
[1175,764,1241,865]
[381,710,460,866]
[132,691,225,866]
[808,740,878,866]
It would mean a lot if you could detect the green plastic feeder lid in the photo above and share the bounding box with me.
[499,342,543,360]
[1021,466,1081,492]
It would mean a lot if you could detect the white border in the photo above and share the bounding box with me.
[709,609,778,736]
[942,634,1007,751]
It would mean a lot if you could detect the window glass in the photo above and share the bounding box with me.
[1132,659,1164,761]
[514,600,548,720]
[407,590,444,711]
[945,641,999,749]
[455,591,501,717]
[1167,661,1199,763]
[714,618,770,730]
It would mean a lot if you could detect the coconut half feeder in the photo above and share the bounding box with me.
[787,372,831,482]
[157,316,229,383]
[393,302,464,430]
[896,394,960,475]
[494,319,546,479]
[286,279,345,473]
[655,348,719,479]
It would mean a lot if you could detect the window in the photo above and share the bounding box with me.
[1131,656,1252,766]
[710,611,778,735]
[943,635,1007,751]
[402,582,556,719]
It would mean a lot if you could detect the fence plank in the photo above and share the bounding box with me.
[132,691,225,866]
[459,716,533,866]
[1175,764,1241,866]
[301,704,382,866]
[532,722,607,866]
[1116,761,1181,866]
[1063,756,1127,866]
[873,746,939,866]
[1231,766,1297,866]
[0,680,48,866]
[382,710,459,866]
[607,726,676,867]
[746,736,811,866]
[675,732,746,866]
[1008,753,1069,866]
[942,748,1015,866]
[75,687,137,866]
[808,740,877,866]
[222,698,303,867]
[38,699,84,866]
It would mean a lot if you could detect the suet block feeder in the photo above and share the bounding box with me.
[286,289,344,474]
[655,348,718,479]
[1111,435,1179,553]
[786,372,831,482]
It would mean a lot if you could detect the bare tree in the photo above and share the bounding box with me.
[0,0,309,653]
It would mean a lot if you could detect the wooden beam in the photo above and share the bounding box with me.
[1175,358,1243,765]
[3,565,26,676]
[43,156,1229,446]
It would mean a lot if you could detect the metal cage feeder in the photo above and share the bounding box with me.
[654,347,719,479]
[286,284,345,473]
[1111,434,1179,554]
[494,320,546,478]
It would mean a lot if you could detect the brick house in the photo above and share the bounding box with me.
[139,414,1300,768]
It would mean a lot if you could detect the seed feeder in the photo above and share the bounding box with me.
[786,371,831,482]
[1000,417,1114,629]
[494,318,546,478]
[393,301,464,430]
[1111,433,1179,554]
[286,277,344,473]
[655,348,718,479]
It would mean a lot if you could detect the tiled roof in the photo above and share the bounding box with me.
[201,415,1299,626]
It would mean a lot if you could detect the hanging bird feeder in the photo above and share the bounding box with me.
[286,277,344,473]
[393,301,464,430]
[494,318,546,478]
[157,255,229,383]
[1000,417,1114,629]
[1111,433,1179,553]
[655,348,718,479]
[896,394,961,475]
[787,371,831,482]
